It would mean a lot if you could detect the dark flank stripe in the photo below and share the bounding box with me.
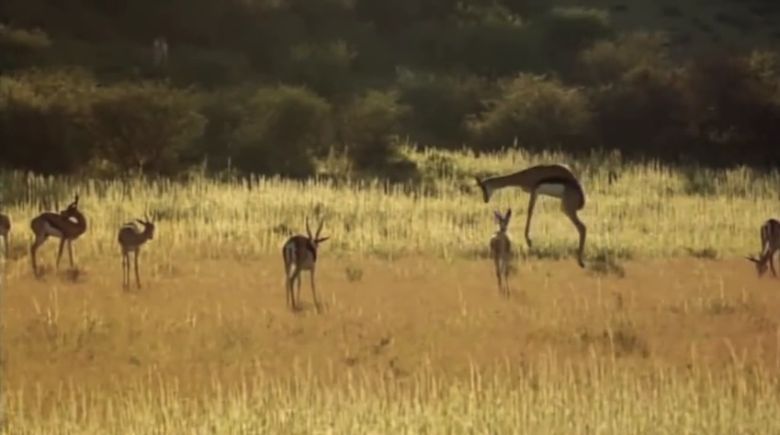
[41,213,69,231]
[533,176,578,189]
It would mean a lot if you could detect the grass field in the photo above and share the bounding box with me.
[2,148,780,433]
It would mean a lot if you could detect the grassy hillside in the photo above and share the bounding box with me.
[1,148,777,269]
[2,149,780,433]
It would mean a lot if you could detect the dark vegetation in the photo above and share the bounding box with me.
[1,0,780,178]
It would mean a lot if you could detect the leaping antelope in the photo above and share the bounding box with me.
[30,194,88,277]
[0,212,10,259]
[118,216,156,290]
[490,208,513,297]
[282,217,329,313]
[475,164,587,268]
[746,218,780,277]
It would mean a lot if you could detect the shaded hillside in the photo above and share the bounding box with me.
[1,1,780,177]
[541,0,780,55]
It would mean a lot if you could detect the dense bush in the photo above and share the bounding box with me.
[339,89,411,171]
[589,65,691,161]
[577,32,671,84]
[0,69,95,173]
[683,51,780,167]
[0,24,50,71]
[2,1,780,175]
[195,87,253,171]
[467,74,594,152]
[87,82,206,174]
[283,40,357,98]
[232,85,333,178]
[397,70,490,147]
[529,7,614,73]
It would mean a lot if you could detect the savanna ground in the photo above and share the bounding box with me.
[2,148,780,433]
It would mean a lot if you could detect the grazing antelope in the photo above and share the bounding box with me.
[490,208,513,297]
[475,164,587,268]
[118,216,156,290]
[282,217,329,313]
[30,195,87,277]
[0,212,10,259]
[745,218,780,277]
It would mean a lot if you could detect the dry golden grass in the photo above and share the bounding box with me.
[1,148,780,433]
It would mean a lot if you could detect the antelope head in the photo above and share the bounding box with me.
[59,194,82,220]
[494,208,512,233]
[136,213,155,239]
[475,177,491,203]
[745,255,769,277]
[306,216,329,247]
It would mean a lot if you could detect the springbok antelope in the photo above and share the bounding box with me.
[746,218,780,277]
[118,216,156,290]
[30,195,87,277]
[475,164,587,268]
[490,208,513,297]
[282,217,329,313]
[0,212,10,259]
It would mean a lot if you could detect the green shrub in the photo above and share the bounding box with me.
[0,68,96,173]
[530,7,614,71]
[0,24,51,55]
[683,51,780,166]
[233,85,333,178]
[165,46,254,88]
[339,89,411,171]
[87,82,206,174]
[196,87,254,172]
[284,40,357,98]
[467,73,594,152]
[578,32,671,84]
[397,70,491,147]
[449,3,532,76]
[590,65,690,160]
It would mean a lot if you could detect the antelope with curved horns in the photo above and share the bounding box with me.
[30,194,88,277]
[745,218,780,278]
[475,164,587,268]
[490,208,513,297]
[282,216,329,313]
[0,212,10,259]
[118,214,156,290]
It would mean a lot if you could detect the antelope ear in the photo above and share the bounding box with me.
[505,208,512,220]
[315,236,329,243]
[745,256,758,263]
[493,211,502,221]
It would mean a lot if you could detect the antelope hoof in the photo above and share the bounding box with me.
[578,258,585,268]
[525,238,533,248]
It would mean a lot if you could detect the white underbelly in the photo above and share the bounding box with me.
[43,222,64,238]
[536,183,566,198]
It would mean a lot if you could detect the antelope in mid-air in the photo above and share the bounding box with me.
[475,164,587,268]
[30,194,88,277]
[282,217,329,313]
[746,218,780,278]
[118,216,156,290]
[490,208,513,297]
[0,212,10,259]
